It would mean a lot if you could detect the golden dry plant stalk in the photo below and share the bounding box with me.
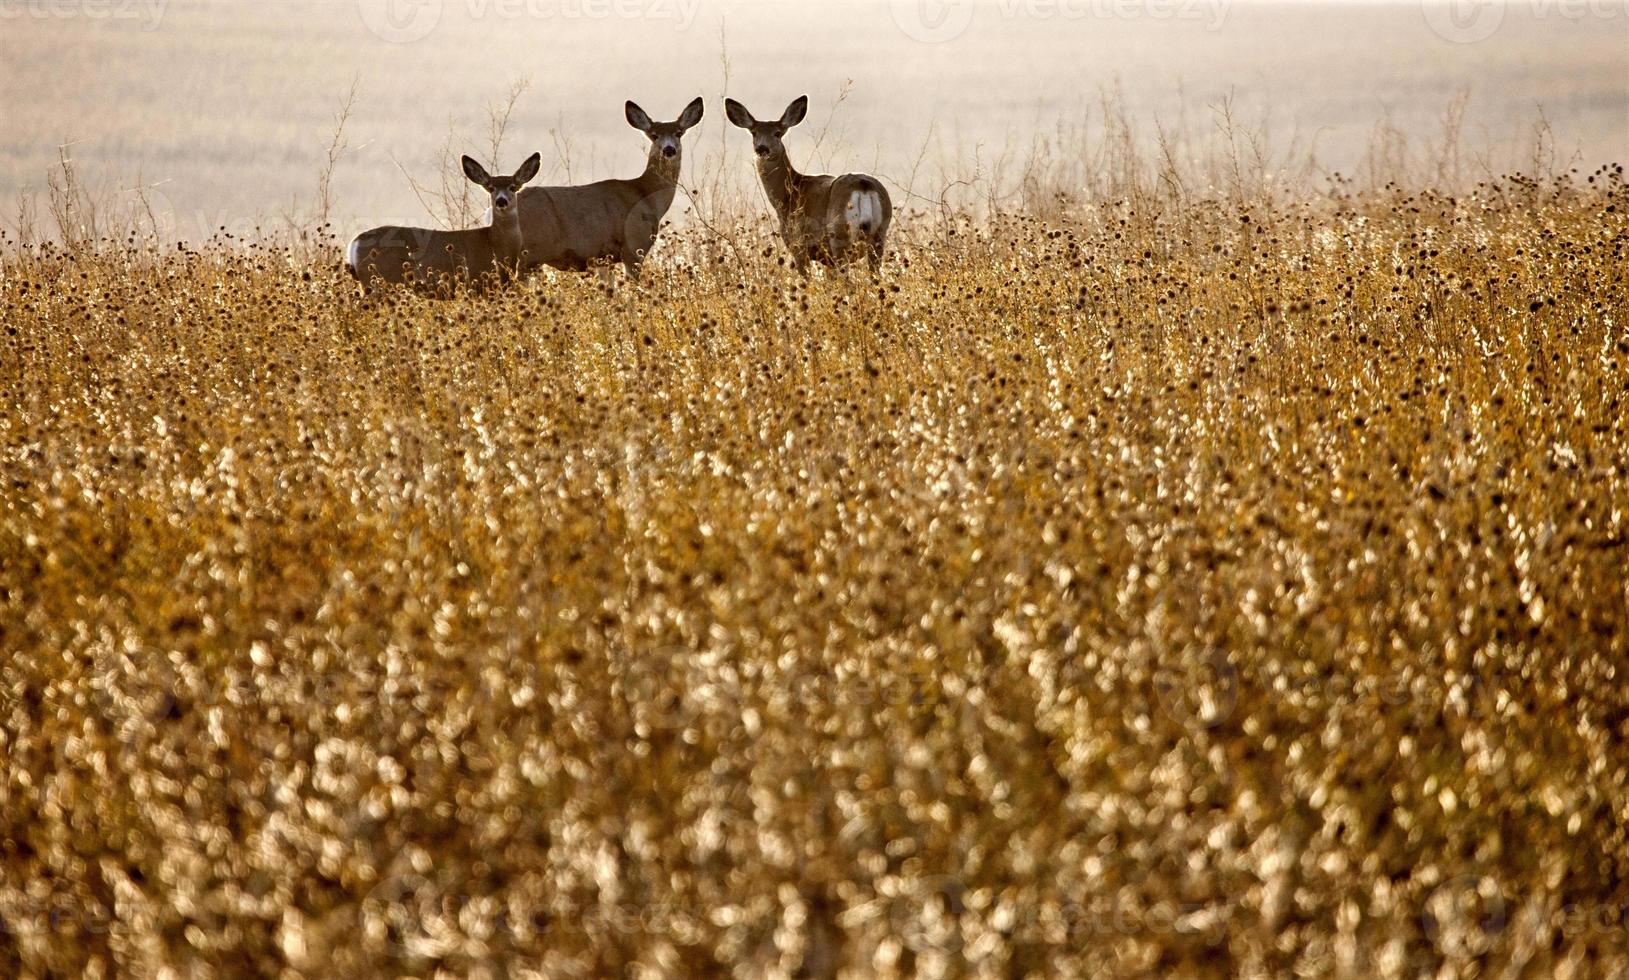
[1,165,1627,979]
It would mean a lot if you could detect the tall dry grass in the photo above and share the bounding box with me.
[1,128,1626,978]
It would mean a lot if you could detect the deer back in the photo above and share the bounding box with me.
[348,225,505,292]
[514,179,675,271]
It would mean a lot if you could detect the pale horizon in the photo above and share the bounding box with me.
[2,0,1624,240]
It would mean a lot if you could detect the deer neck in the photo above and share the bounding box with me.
[489,203,525,260]
[757,148,802,220]
[638,145,682,197]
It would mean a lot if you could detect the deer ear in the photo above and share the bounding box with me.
[724,98,754,129]
[678,96,704,131]
[461,155,491,187]
[625,101,654,133]
[515,152,541,185]
[780,95,808,128]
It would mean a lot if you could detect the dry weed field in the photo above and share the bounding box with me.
[2,156,1628,978]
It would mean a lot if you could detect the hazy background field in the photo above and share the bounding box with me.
[6,3,1629,976]
[0,0,1624,241]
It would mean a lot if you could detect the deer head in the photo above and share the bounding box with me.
[627,97,705,164]
[462,152,542,219]
[724,95,807,161]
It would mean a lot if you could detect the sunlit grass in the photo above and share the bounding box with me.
[2,166,1627,978]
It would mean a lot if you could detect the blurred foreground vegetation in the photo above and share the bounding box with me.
[2,163,1627,978]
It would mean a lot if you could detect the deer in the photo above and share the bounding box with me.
[506,97,703,280]
[345,152,541,295]
[724,95,891,274]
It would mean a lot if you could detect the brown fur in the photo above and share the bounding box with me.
[347,153,540,296]
[513,97,703,279]
[726,96,892,273]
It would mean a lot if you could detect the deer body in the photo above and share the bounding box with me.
[511,161,678,275]
[758,156,891,273]
[347,153,541,295]
[512,98,703,278]
[345,224,517,293]
[727,96,891,273]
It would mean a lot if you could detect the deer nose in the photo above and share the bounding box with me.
[662,145,676,159]
[755,144,770,157]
